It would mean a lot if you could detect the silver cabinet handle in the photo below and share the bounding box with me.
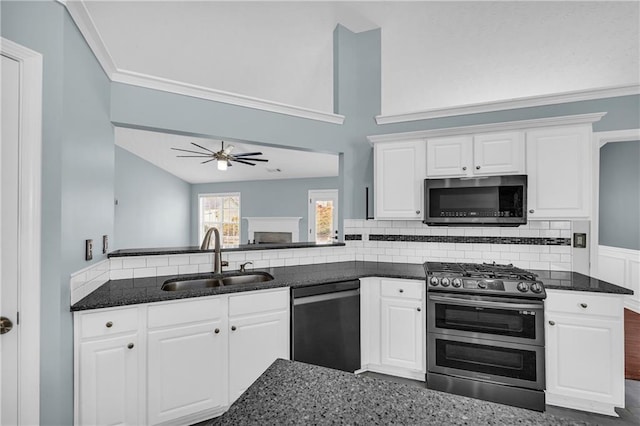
[231,326,237,331]
[127,343,134,349]
[548,321,556,326]
[529,209,535,214]
[476,166,481,170]
[106,321,113,328]
[415,210,420,215]
[580,303,588,309]
[399,289,404,293]
[214,328,220,334]
[417,307,421,312]
[462,166,467,171]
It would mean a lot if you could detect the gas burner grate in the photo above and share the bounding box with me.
[425,261,539,281]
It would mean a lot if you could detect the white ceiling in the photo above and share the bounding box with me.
[114,127,339,184]
[79,1,639,116]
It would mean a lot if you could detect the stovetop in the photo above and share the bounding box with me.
[424,261,546,299]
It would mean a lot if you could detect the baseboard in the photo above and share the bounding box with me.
[360,363,425,382]
[154,405,227,426]
[546,393,619,417]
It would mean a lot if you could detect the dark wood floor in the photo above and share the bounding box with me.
[625,309,640,381]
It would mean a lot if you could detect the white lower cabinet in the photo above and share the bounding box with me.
[147,298,227,425]
[78,333,140,426]
[74,287,289,425]
[545,290,625,416]
[228,290,289,403]
[361,278,425,380]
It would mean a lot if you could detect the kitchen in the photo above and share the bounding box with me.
[1,1,639,425]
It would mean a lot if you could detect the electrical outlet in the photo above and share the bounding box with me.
[85,239,93,261]
[102,235,108,254]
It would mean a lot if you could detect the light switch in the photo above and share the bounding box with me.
[85,239,93,261]
[102,235,108,254]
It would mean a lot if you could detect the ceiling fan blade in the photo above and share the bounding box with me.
[201,158,216,164]
[231,158,257,166]
[223,142,234,154]
[176,155,213,158]
[236,157,268,162]
[233,152,263,157]
[190,142,216,154]
[171,147,211,155]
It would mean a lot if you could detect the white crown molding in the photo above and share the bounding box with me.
[60,0,117,76]
[367,112,607,144]
[376,85,640,125]
[595,129,640,147]
[59,0,345,125]
[111,69,345,124]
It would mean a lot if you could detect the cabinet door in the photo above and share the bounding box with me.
[526,125,591,218]
[380,298,423,371]
[78,333,139,426]
[426,135,473,177]
[473,131,525,175]
[374,140,426,219]
[147,320,226,425]
[545,313,623,413]
[228,310,289,403]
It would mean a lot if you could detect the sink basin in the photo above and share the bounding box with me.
[161,272,274,291]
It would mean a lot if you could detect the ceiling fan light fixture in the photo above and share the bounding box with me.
[217,159,228,171]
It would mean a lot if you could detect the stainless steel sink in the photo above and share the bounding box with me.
[161,272,274,291]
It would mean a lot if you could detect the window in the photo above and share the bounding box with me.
[198,193,240,247]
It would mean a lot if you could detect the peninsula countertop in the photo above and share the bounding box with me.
[71,261,632,311]
[210,358,591,426]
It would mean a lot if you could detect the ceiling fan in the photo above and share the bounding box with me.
[171,141,268,171]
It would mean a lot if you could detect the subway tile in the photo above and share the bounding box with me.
[189,254,210,264]
[178,264,199,275]
[157,266,179,276]
[550,221,571,230]
[110,269,133,280]
[133,267,156,278]
[168,255,190,266]
[122,257,146,269]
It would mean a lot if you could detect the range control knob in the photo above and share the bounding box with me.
[517,282,530,293]
[441,278,451,287]
[477,281,487,289]
[452,278,462,288]
[530,283,543,294]
[429,277,440,286]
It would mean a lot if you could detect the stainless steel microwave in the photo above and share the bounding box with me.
[423,175,527,226]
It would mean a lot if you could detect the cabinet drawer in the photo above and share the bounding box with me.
[380,279,423,300]
[79,307,139,339]
[545,291,623,318]
[229,288,288,317]
[148,297,223,329]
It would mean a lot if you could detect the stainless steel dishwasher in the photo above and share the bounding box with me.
[291,280,361,372]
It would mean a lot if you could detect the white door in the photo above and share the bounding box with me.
[426,135,472,177]
[1,53,20,426]
[228,310,289,403]
[473,131,525,175]
[308,189,338,243]
[380,298,423,371]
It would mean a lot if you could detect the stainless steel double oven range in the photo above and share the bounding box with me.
[425,262,546,411]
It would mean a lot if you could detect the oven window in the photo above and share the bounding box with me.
[435,339,537,382]
[435,303,537,339]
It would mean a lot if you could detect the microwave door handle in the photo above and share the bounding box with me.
[428,295,542,310]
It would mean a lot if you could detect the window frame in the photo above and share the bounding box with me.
[198,192,241,247]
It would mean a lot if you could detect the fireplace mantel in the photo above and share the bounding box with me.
[244,217,302,243]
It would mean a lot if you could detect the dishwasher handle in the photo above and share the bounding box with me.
[293,289,360,306]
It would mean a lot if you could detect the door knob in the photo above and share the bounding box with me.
[0,317,13,335]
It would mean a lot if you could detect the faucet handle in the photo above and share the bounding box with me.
[239,261,253,272]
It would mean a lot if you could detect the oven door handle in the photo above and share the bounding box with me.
[428,295,543,310]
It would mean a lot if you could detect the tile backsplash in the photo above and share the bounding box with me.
[70,219,575,304]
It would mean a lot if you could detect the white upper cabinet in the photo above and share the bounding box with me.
[526,125,592,219]
[374,140,426,220]
[426,131,525,178]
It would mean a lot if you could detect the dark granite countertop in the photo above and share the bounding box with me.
[531,269,634,295]
[211,358,591,426]
[71,261,632,311]
[71,261,425,311]
[107,242,345,257]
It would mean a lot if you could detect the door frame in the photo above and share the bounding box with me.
[308,189,339,243]
[1,37,42,425]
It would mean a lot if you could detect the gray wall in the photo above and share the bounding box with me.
[115,146,191,249]
[191,177,339,245]
[599,140,640,250]
[2,1,113,424]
